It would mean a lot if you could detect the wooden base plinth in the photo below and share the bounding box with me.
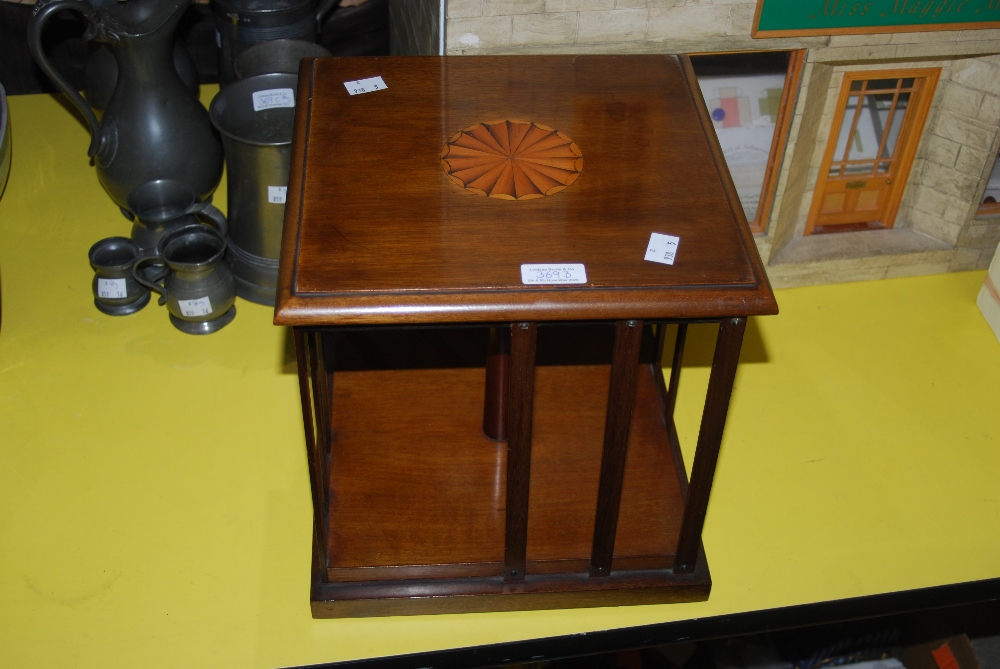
[311,355,710,617]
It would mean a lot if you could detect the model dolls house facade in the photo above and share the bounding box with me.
[390,0,1000,288]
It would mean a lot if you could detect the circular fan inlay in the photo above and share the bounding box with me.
[441,120,583,200]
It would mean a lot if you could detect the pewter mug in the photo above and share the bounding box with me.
[127,180,228,252]
[211,0,339,85]
[28,0,224,209]
[233,39,330,79]
[89,236,151,316]
[132,224,236,335]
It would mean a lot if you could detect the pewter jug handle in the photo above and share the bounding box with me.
[27,1,103,158]
[186,201,228,237]
[132,251,168,306]
[316,0,341,30]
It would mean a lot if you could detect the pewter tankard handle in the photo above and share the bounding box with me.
[315,0,341,30]
[27,1,104,159]
[187,201,228,237]
[132,252,169,305]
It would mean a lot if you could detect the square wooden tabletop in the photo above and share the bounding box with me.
[275,55,777,326]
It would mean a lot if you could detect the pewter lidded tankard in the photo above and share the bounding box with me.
[211,0,339,85]
[28,0,224,210]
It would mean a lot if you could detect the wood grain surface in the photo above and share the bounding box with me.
[275,55,777,325]
[322,361,686,582]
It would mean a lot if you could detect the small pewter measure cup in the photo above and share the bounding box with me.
[132,224,237,335]
[126,179,228,252]
[89,236,151,316]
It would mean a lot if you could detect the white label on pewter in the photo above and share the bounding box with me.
[252,88,295,112]
[178,296,212,317]
[97,278,127,299]
[644,232,680,266]
[520,263,587,285]
[268,186,287,204]
[343,76,387,96]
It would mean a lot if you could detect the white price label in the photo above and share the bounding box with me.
[178,296,213,317]
[520,263,587,285]
[97,277,127,299]
[252,88,295,112]
[268,186,287,204]
[343,76,387,96]
[644,233,680,266]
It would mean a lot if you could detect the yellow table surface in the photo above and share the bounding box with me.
[1,90,999,669]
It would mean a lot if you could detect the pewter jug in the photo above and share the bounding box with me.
[28,0,224,210]
[85,39,199,112]
[133,224,237,335]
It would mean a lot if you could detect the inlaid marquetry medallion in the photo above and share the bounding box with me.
[441,120,583,200]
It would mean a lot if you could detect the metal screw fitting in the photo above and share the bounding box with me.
[626,320,637,328]
[519,322,529,330]
[731,318,741,326]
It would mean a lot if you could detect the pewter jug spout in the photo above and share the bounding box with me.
[94,0,190,40]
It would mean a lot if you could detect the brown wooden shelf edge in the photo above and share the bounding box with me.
[288,578,1000,668]
[310,562,711,618]
[274,289,777,326]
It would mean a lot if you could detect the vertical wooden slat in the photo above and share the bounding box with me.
[653,323,670,410]
[674,317,747,574]
[483,326,511,441]
[664,323,688,423]
[504,321,537,582]
[661,323,692,498]
[294,329,320,511]
[295,329,330,579]
[589,319,645,578]
[310,333,334,507]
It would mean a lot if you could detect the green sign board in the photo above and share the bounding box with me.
[752,0,1000,36]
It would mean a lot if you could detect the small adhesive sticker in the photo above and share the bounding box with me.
[268,186,287,204]
[520,263,587,285]
[343,76,387,96]
[97,278,127,299]
[644,232,680,266]
[178,296,212,318]
[252,88,295,112]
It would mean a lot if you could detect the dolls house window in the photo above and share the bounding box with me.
[691,50,805,234]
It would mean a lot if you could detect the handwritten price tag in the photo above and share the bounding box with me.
[520,263,587,285]
[97,278,127,299]
[178,296,213,317]
[644,232,680,266]
[343,76,387,96]
[268,186,287,204]
[252,88,295,111]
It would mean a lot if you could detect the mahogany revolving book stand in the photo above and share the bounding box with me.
[274,55,778,618]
